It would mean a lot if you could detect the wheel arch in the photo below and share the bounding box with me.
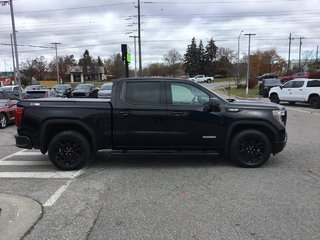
[225,121,277,155]
[308,93,320,102]
[40,119,97,154]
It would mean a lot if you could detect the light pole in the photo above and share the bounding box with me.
[244,33,256,95]
[51,42,61,83]
[1,0,22,99]
[237,30,243,83]
[287,33,295,72]
[129,35,138,77]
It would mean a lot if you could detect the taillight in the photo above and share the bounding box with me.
[15,107,24,127]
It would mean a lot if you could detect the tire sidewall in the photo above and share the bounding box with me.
[270,94,279,104]
[48,131,90,170]
[0,113,7,129]
[309,96,320,109]
[230,130,271,168]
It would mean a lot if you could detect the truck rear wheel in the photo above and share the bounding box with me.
[48,131,90,170]
[230,130,271,168]
[309,96,320,109]
[270,94,279,104]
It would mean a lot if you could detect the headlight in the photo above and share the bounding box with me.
[273,110,287,125]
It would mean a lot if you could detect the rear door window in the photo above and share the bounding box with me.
[125,81,162,105]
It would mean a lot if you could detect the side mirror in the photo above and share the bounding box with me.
[280,85,283,89]
[203,98,221,112]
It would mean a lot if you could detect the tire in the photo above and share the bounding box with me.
[309,96,320,109]
[270,94,279,104]
[0,113,7,129]
[230,130,271,168]
[263,90,269,98]
[207,79,212,83]
[48,131,90,170]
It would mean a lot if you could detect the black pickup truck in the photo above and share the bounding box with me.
[15,78,287,170]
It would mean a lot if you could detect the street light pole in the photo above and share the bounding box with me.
[1,0,22,99]
[244,33,256,95]
[51,42,61,83]
[237,30,243,81]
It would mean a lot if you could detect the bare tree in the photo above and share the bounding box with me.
[164,49,183,77]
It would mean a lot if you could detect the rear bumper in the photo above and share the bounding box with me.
[273,132,287,154]
[14,134,33,149]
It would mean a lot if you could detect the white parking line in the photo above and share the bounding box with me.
[14,151,44,156]
[0,149,27,162]
[0,171,81,179]
[43,169,83,207]
[0,161,51,166]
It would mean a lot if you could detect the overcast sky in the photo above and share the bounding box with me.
[0,0,319,71]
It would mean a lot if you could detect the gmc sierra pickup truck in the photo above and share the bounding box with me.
[15,78,287,170]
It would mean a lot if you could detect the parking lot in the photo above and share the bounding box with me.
[0,102,320,240]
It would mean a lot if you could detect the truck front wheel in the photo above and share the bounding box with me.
[230,130,271,168]
[48,131,90,170]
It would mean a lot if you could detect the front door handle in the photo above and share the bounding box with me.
[171,111,183,116]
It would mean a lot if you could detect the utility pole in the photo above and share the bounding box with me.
[10,33,15,79]
[298,37,305,71]
[129,35,138,77]
[51,42,61,83]
[1,0,22,99]
[288,33,295,72]
[244,33,256,95]
[137,0,142,76]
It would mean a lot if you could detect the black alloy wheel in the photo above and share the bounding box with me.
[230,130,271,168]
[309,96,320,109]
[48,131,90,170]
[0,113,7,129]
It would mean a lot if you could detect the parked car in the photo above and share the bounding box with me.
[259,78,282,97]
[98,82,113,99]
[269,78,320,108]
[258,73,278,82]
[23,89,57,99]
[0,99,18,128]
[70,84,98,98]
[189,75,214,83]
[281,72,310,84]
[52,84,72,97]
[24,85,46,92]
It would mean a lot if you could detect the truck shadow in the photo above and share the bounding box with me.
[88,150,232,170]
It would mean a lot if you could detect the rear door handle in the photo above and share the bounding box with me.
[120,111,131,116]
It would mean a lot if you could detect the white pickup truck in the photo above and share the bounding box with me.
[269,78,320,108]
[189,75,214,83]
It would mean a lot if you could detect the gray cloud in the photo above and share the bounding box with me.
[0,0,319,71]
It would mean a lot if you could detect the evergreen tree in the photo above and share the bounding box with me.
[184,37,198,76]
[204,38,218,76]
[78,49,92,82]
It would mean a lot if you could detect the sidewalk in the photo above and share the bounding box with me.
[0,193,42,240]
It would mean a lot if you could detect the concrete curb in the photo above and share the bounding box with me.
[0,193,42,240]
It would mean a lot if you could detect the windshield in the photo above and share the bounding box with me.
[0,100,8,106]
[75,85,92,90]
[53,85,68,91]
[265,79,281,85]
[100,84,112,90]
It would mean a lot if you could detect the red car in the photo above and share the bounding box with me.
[281,72,310,83]
[0,99,18,128]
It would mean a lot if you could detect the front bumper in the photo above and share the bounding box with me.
[14,134,33,149]
[273,132,287,154]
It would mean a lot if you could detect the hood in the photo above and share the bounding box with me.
[227,99,284,110]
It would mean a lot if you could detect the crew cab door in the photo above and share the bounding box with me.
[165,81,224,149]
[113,80,167,148]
